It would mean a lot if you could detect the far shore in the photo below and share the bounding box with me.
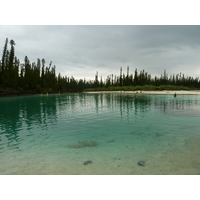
[1,90,200,97]
[84,90,200,95]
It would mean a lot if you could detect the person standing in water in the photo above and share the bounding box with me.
[174,93,176,97]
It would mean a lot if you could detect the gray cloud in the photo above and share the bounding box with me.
[1,25,200,80]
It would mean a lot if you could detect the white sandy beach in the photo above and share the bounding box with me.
[84,90,200,95]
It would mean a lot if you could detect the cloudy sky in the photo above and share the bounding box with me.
[1,25,200,80]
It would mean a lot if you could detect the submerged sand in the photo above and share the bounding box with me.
[0,136,199,175]
[84,90,200,95]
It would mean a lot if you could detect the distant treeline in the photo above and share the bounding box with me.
[1,38,200,95]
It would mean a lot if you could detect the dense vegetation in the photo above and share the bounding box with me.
[1,38,200,95]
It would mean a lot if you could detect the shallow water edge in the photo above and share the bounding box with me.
[0,136,199,175]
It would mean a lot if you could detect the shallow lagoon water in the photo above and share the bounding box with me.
[0,93,200,175]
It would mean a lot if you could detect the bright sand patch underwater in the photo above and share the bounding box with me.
[0,136,199,175]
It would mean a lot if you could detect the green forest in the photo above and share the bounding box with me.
[1,38,200,95]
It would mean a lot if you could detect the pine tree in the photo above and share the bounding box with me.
[119,67,123,86]
[9,40,15,68]
[94,71,99,87]
[1,38,8,75]
[41,58,45,88]
[9,40,16,88]
[134,68,138,86]
[0,38,8,85]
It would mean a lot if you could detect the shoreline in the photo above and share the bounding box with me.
[84,90,200,95]
[1,90,200,97]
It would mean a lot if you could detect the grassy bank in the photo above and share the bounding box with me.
[1,84,199,97]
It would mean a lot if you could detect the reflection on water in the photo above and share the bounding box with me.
[0,95,58,150]
[0,93,200,174]
[1,93,200,150]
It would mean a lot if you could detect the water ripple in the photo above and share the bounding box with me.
[0,94,200,174]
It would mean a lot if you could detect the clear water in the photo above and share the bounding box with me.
[0,93,200,174]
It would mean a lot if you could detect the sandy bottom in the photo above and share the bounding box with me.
[0,136,199,175]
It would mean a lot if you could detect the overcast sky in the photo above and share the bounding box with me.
[1,25,200,80]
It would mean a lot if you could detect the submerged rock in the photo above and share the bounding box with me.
[156,133,163,137]
[68,140,98,148]
[9,147,19,150]
[106,139,115,143]
[83,160,93,165]
[138,160,145,167]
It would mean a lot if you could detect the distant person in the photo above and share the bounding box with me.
[174,93,176,97]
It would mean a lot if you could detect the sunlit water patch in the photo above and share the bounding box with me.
[0,93,200,174]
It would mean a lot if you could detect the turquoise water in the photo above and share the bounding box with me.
[0,93,200,174]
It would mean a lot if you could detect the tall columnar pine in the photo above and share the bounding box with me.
[1,38,8,74]
[9,40,15,68]
[1,38,200,93]
[119,67,123,86]
[94,71,99,87]
[0,38,8,85]
[134,68,138,86]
